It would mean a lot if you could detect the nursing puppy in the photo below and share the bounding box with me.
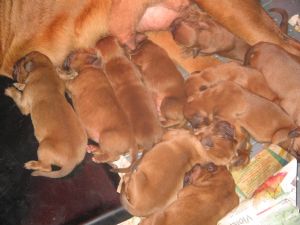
[60,48,137,165]
[140,163,239,225]
[184,81,300,158]
[5,51,87,178]
[171,6,250,61]
[96,36,163,150]
[131,39,186,127]
[184,61,278,102]
[245,42,300,126]
[120,129,211,217]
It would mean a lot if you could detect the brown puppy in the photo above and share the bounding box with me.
[171,6,250,61]
[245,42,300,127]
[5,51,87,178]
[194,119,250,169]
[96,36,163,150]
[120,129,211,217]
[131,39,186,127]
[184,81,300,158]
[140,163,239,225]
[184,61,278,102]
[60,48,138,165]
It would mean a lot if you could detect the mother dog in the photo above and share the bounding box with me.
[1,0,300,77]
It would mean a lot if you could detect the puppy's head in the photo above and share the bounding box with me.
[95,36,126,63]
[63,48,101,72]
[12,51,52,83]
[195,120,238,163]
[184,71,209,97]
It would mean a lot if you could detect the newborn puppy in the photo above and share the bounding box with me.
[61,48,137,165]
[96,36,163,150]
[245,42,300,126]
[131,39,186,127]
[5,51,87,178]
[184,61,278,102]
[194,119,250,169]
[184,81,300,158]
[120,129,211,217]
[140,163,239,225]
[171,6,250,61]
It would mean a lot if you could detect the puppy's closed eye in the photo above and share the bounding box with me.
[215,120,235,140]
[201,136,214,148]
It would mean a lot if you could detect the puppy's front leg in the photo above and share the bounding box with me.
[5,87,30,115]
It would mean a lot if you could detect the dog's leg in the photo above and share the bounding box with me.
[24,160,52,172]
[4,87,30,115]
[194,0,300,56]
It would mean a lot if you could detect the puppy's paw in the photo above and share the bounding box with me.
[56,67,78,80]
[24,160,51,172]
[13,82,25,91]
[4,86,17,98]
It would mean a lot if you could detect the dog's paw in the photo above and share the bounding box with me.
[24,160,37,170]
[4,86,16,98]
[13,82,25,91]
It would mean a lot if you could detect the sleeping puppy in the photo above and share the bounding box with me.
[5,51,87,178]
[171,6,250,61]
[130,39,186,127]
[140,163,239,225]
[245,42,300,126]
[60,48,138,165]
[194,119,250,169]
[184,81,300,159]
[95,36,163,150]
[120,129,211,217]
[184,61,278,102]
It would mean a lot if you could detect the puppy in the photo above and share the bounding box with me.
[140,163,239,225]
[96,36,163,150]
[5,51,87,178]
[131,39,186,127]
[245,42,300,126]
[60,48,138,166]
[184,61,278,102]
[171,6,250,61]
[120,129,211,217]
[184,81,300,158]
[194,119,250,169]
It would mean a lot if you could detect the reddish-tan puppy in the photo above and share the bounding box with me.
[140,163,239,225]
[184,81,300,158]
[131,39,186,127]
[96,36,163,150]
[60,48,137,165]
[194,119,250,169]
[245,42,300,126]
[184,61,278,101]
[171,6,250,61]
[120,129,211,217]
[5,51,87,178]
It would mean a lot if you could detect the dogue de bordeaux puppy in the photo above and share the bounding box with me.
[59,48,138,166]
[5,51,87,178]
[184,61,278,102]
[96,36,163,150]
[184,81,300,158]
[120,129,212,217]
[194,119,250,169]
[171,5,250,61]
[140,163,239,225]
[245,42,300,126]
[130,39,186,127]
[2,0,300,77]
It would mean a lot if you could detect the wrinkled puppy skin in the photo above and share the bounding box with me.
[140,164,239,225]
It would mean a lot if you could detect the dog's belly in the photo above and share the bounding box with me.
[137,4,180,32]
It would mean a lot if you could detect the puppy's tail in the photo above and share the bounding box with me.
[31,163,76,178]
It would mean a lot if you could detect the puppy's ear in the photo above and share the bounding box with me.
[24,60,34,72]
[215,120,235,140]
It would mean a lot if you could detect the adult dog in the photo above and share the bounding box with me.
[1,0,300,77]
